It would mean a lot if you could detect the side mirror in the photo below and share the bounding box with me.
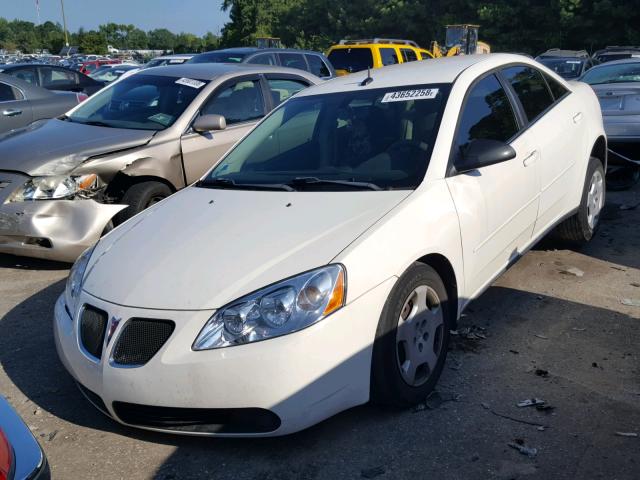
[193,114,226,133]
[457,139,516,173]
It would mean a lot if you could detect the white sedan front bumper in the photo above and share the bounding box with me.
[53,277,396,436]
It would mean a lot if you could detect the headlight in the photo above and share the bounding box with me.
[193,264,346,350]
[6,174,98,202]
[64,246,95,315]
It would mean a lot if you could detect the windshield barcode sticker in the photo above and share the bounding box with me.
[381,88,439,103]
[175,77,206,89]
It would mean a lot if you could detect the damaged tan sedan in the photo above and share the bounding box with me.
[0,64,319,261]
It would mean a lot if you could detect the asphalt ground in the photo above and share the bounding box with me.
[0,183,638,480]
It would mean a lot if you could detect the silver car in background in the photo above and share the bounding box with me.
[580,58,640,189]
[0,64,319,261]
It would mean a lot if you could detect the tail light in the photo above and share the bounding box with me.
[76,92,89,103]
[0,428,13,480]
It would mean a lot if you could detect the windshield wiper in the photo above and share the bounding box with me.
[199,177,296,192]
[78,120,113,128]
[290,176,382,191]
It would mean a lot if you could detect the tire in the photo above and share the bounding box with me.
[371,263,452,407]
[114,181,172,225]
[555,157,605,245]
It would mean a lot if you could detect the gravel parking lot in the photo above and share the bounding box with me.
[0,184,638,480]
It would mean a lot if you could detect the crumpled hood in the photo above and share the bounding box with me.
[591,83,640,115]
[0,119,154,176]
[83,187,411,310]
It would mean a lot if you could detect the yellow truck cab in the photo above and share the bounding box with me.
[327,38,432,76]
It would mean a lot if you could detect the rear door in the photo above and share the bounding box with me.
[446,73,539,297]
[0,80,33,133]
[500,65,580,232]
[180,75,267,183]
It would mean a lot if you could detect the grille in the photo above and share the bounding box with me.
[112,402,281,434]
[112,319,175,366]
[79,305,108,359]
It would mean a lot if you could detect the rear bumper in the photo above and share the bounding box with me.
[0,199,125,262]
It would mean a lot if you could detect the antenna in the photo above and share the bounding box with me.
[360,67,373,86]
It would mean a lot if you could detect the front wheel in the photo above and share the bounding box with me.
[114,181,172,225]
[370,263,452,407]
[555,156,605,245]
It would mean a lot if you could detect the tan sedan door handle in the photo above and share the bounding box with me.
[523,150,538,167]
[2,108,22,117]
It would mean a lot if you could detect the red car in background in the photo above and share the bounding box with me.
[79,59,121,75]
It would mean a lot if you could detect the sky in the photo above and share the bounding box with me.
[1,0,230,36]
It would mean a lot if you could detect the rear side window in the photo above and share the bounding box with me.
[380,48,399,66]
[501,66,554,121]
[279,53,308,71]
[41,67,77,87]
[305,54,331,78]
[401,49,418,62]
[0,82,20,101]
[267,78,309,105]
[454,75,519,165]
[543,73,569,101]
[327,48,373,73]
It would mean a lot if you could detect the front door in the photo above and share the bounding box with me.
[180,76,266,184]
[446,74,540,297]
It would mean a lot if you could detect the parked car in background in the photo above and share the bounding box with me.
[53,54,605,437]
[0,396,49,479]
[0,64,104,96]
[0,64,319,261]
[144,54,195,68]
[189,48,335,79]
[592,46,640,64]
[535,49,593,79]
[580,58,640,189]
[0,73,84,134]
[89,64,140,84]
[327,38,433,75]
[79,59,121,75]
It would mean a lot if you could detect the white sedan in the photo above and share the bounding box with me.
[54,54,606,436]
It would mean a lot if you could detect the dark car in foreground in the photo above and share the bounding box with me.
[189,48,335,79]
[0,64,104,96]
[0,396,49,480]
[580,58,640,189]
[0,73,83,133]
[536,49,593,79]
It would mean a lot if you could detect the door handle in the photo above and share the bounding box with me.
[523,150,538,167]
[573,112,583,124]
[2,109,22,117]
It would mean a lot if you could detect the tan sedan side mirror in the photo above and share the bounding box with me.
[193,114,227,133]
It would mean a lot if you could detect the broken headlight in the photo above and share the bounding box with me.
[6,174,99,202]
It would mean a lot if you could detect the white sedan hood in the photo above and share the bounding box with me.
[83,187,410,310]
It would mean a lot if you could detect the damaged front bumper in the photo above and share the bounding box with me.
[0,172,125,262]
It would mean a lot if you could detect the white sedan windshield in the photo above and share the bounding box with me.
[202,84,450,190]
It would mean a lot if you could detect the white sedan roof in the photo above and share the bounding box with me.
[298,53,532,96]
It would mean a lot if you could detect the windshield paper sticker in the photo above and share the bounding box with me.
[381,88,439,103]
[175,77,206,89]
[566,60,582,64]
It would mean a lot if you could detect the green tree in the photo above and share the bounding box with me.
[148,28,176,51]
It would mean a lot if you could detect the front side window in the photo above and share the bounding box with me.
[267,79,309,106]
[454,74,519,166]
[202,80,265,124]
[305,54,331,78]
[68,74,207,130]
[327,48,374,73]
[0,82,20,101]
[201,84,450,190]
[401,49,418,62]
[279,53,307,71]
[380,48,399,66]
[502,66,554,122]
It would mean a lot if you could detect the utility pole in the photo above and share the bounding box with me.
[60,0,69,47]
